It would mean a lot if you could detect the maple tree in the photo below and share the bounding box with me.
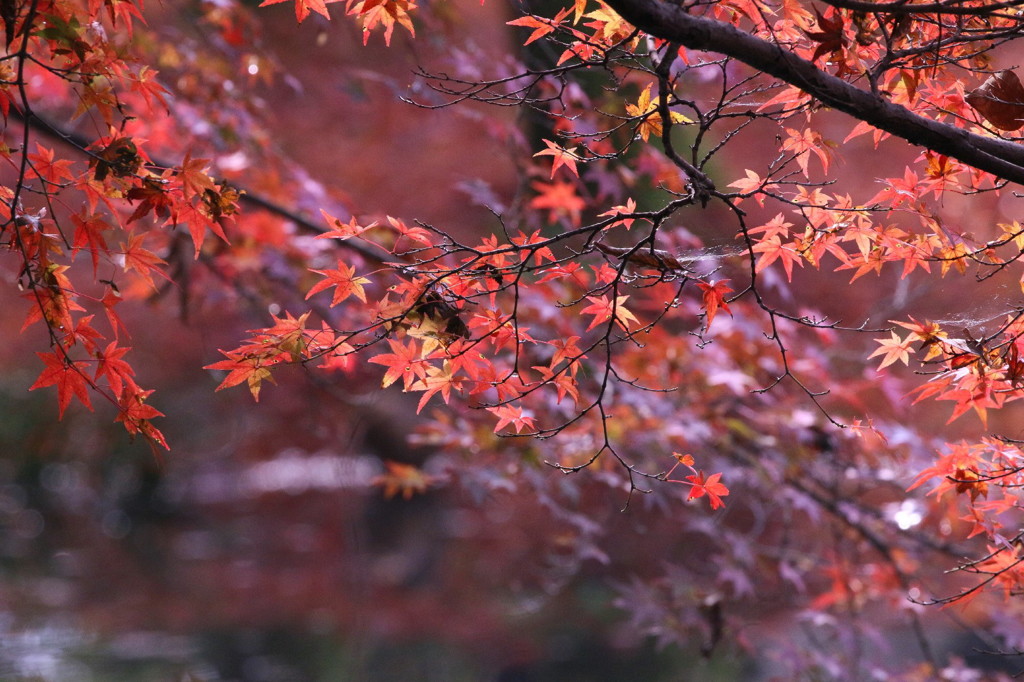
[9,0,1024,676]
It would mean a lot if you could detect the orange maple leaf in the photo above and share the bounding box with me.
[529,180,586,226]
[410,362,463,412]
[305,261,371,305]
[869,332,912,369]
[624,84,690,142]
[348,0,417,45]
[373,461,435,500]
[205,353,276,401]
[751,235,802,281]
[487,404,537,434]
[533,138,581,178]
[368,338,428,389]
[317,210,376,240]
[507,8,570,45]
[781,127,832,177]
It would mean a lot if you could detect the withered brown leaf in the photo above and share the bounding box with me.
[966,70,1024,132]
[596,242,687,271]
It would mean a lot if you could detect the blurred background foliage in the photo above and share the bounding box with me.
[1,0,1023,680]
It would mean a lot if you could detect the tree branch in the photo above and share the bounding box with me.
[601,0,1024,185]
[9,107,393,265]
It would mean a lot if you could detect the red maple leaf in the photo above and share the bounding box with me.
[95,341,138,396]
[120,233,169,288]
[177,153,216,199]
[697,279,734,330]
[29,351,94,418]
[686,470,730,510]
[260,0,340,22]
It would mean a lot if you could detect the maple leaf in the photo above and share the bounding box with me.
[598,198,638,229]
[781,127,832,177]
[534,139,581,178]
[581,2,634,43]
[260,0,340,22]
[534,261,588,287]
[728,170,772,206]
[22,285,85,337]
[368,338,428,389]
[686,470,729,510]
[751,235,802,281]
[803,5,845,62]
[95,341,138,397]
[531,365,581,404]
[63,315,103,353]
[127,176,175,224]
[529,180,586,226]
[507,8,570,45]
[29,144,75,185]
[387,215,432,249]
[119,233,169,288]
[114,388,168,450]
[71,212,110,276]
[306,261,371,305]
[410,361,463,412]
[115,388,164,425]
[373,461,435,500]
[624,84,691,142]
[130,66,171,113]
[511,229,556,264]
[869,332,912,369]
[698,279,734,330]
[548,335,586,369]
[348,0,417,45]
[487,404,537,434]
[205,353,277,401]
[580,294,640,332]
[673,452,695,467]
[101,286,129,340]
[177,153,216,199]
[29,351,94,418]
[317,210,376,240]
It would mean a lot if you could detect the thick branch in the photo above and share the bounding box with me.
[602,0,1024,185]
[819,0,1024,16]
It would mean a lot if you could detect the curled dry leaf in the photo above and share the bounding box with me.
[595,241,689,271]
[966,70,1024,132]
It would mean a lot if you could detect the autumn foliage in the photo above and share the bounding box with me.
[10,0,1024,676]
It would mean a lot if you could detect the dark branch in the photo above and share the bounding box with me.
[818,0,1024,15]
[600,0,1024,185]
[9,108,393,265]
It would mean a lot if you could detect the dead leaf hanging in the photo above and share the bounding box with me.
[596,242,688,271]
[966,70,1024,132]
